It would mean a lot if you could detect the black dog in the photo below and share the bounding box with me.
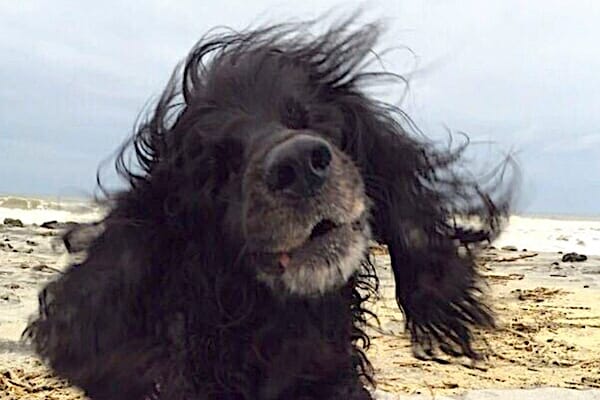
[25,18,512,399]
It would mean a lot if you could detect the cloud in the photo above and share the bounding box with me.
[1,0,599,215]
[542,133,600,154]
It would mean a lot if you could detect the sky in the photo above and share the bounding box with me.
[1,0,599,216]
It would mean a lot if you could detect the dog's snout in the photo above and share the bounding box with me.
[264,135,332,197]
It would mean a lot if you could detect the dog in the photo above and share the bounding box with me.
[25,17,512,400]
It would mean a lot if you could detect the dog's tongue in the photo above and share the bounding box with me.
[278,252,291,268]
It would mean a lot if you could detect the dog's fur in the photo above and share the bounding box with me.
[25,18,512,400]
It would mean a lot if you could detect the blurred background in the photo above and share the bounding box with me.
[1,0,599,216]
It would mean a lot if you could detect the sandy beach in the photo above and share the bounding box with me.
[368,247,600,398]
[1,202,599,399]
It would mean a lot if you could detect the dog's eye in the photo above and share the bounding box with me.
[183,139,206,163]
[281,98,308,129]
[214,138,244,177]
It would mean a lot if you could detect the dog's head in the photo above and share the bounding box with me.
[103,18,514,358]
[119,21,389,297]
[179,106,371,297]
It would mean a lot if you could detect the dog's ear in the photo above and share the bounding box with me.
[23,218,167,397]
[339,97,511,359]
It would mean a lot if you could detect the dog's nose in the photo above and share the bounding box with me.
[264,135,332,197]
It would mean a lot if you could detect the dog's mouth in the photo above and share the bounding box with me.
[276,218,340,268]
[275,217,365,268]
[252,211,368,295]
[309,219,339,240]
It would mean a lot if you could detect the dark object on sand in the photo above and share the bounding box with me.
[562,252,587,262]
[501,245,518,251]
[40,220,60,229]
[3,218,24,227]
[24,17,513,400]
[40,220,78,230]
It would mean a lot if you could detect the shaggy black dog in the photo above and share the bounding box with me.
[25,18,512,400]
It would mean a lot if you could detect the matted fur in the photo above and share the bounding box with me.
[25,16,514,400]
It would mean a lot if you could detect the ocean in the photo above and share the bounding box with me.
[0,195,104,225]
[2,195,599,256]
[494,214,600,256]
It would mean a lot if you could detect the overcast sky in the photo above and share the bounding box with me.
[1,0,599,215]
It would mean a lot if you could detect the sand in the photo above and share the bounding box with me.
[1,222,599,399]
[368,247,600,397]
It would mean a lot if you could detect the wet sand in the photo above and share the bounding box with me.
[1,222,599,399]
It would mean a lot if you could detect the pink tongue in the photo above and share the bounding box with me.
[278,252,291,268]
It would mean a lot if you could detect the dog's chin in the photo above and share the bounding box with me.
[254,216,370,297]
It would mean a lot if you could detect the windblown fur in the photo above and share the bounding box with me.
[25,16,513,400]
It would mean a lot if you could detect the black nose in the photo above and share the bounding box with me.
[264,135,333,197]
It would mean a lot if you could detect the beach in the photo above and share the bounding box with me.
[1,195,599,399]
